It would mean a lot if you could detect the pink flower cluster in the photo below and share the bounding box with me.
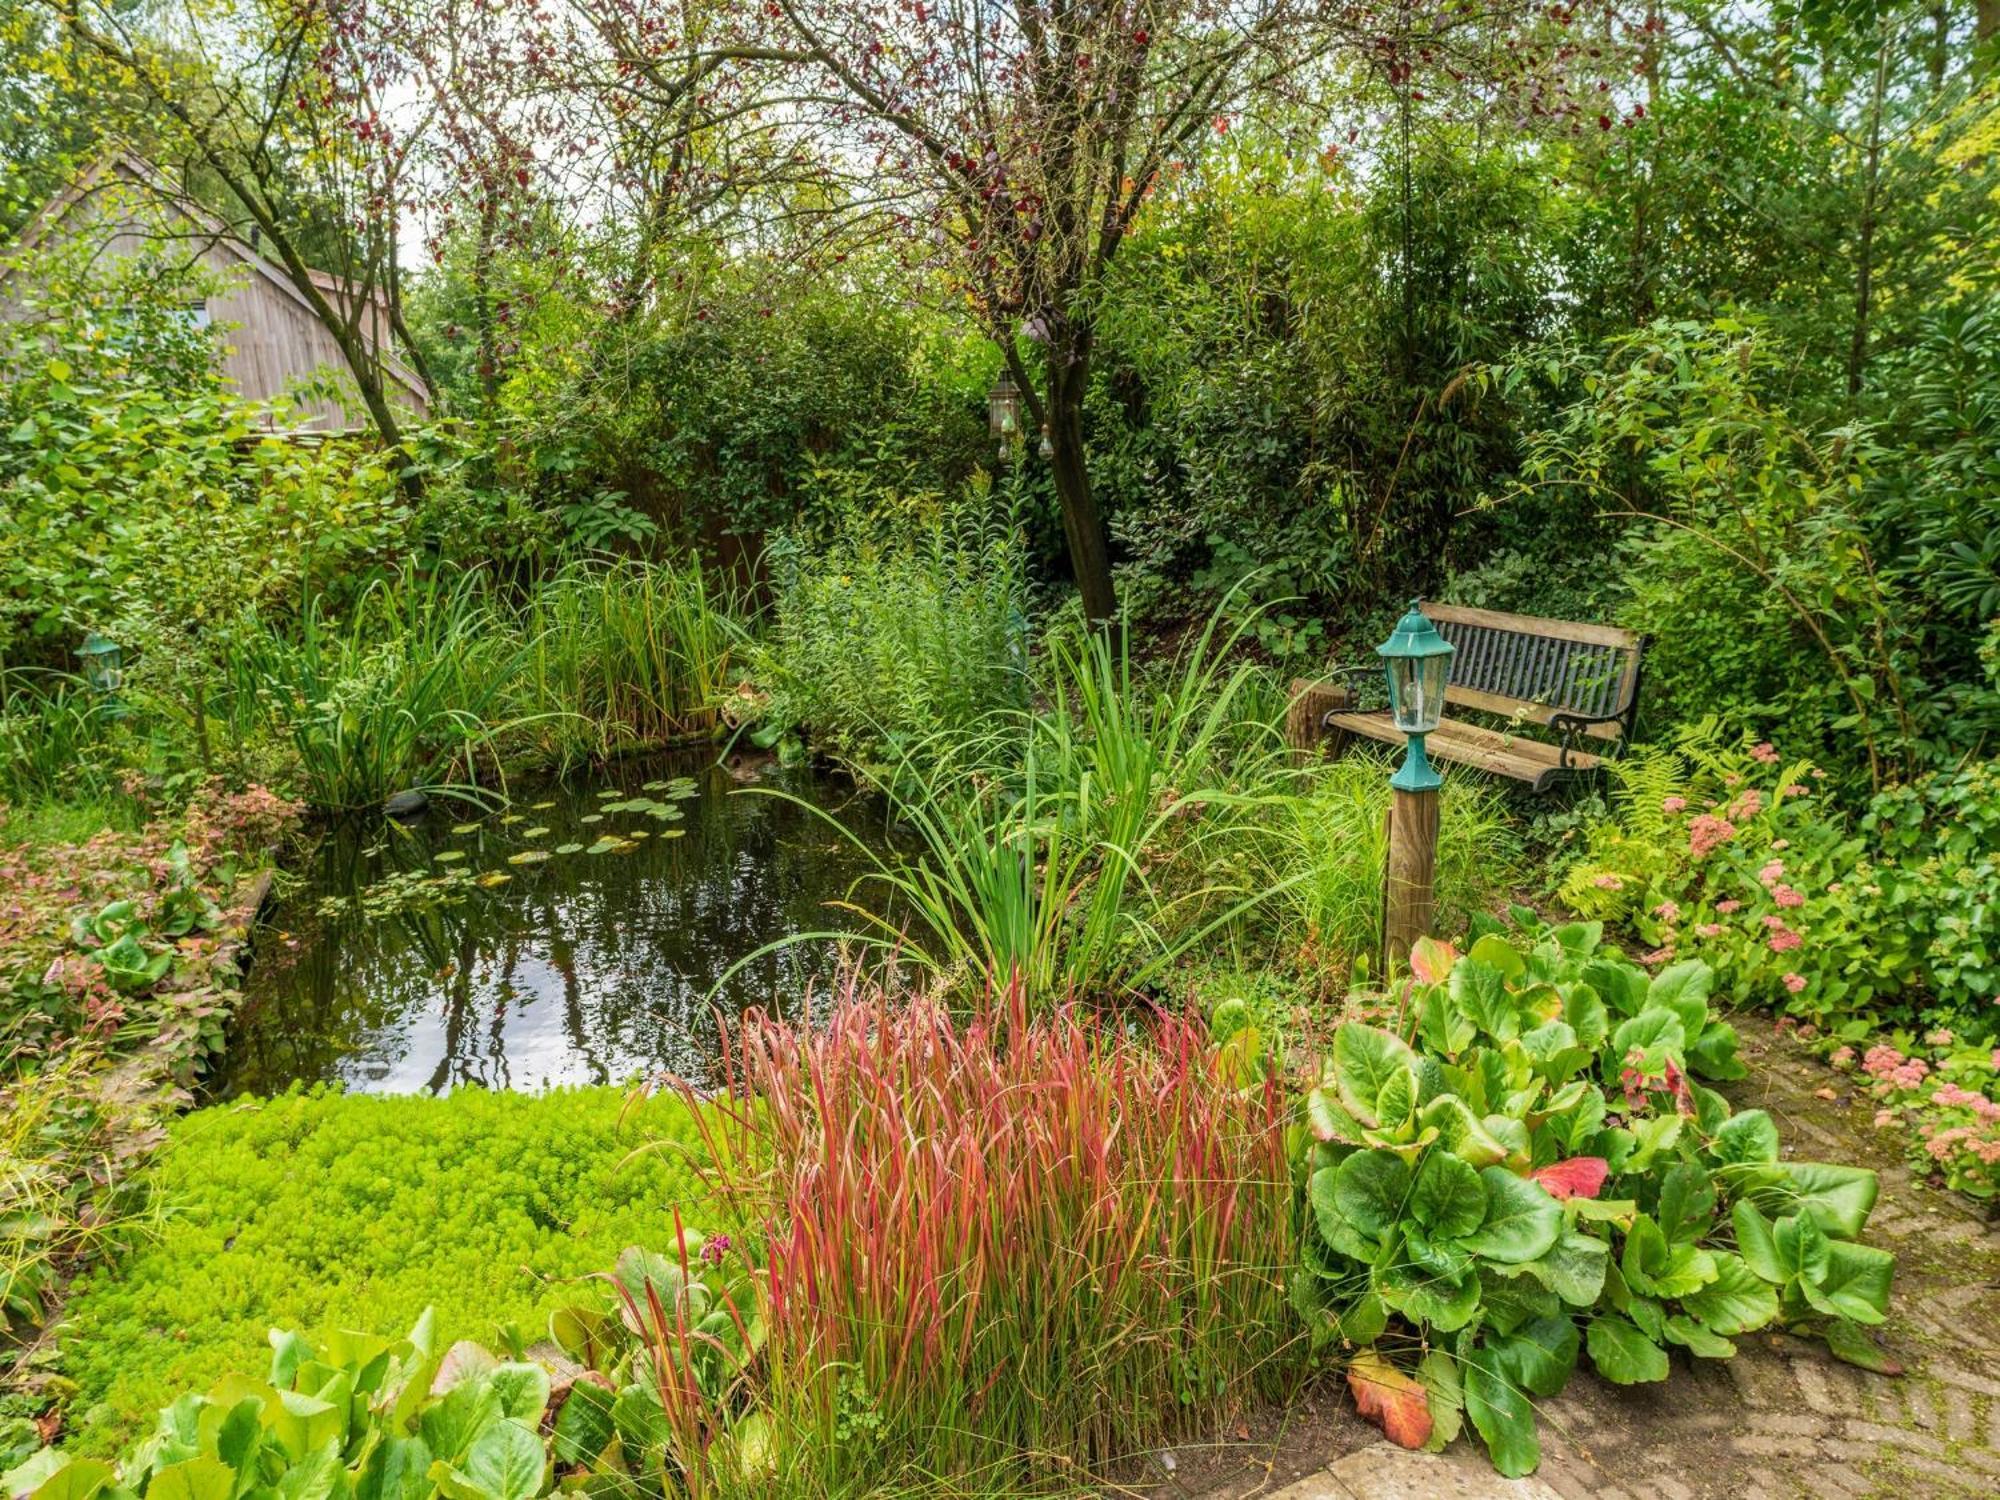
[1862,1045,1931,1090]
[1750,741,1780,765]
[1688,814,1737,857]
[1661,795,1687,814]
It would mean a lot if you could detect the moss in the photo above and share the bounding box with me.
[59,1083,717,1454]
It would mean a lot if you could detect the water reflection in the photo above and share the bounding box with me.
[224,751,887,1096]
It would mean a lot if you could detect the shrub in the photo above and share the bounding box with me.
[750,488,1028,768]
[690,978,1301,1492]
[1296,919,1896,1476]
[1840,1036,2000,1205]
[55,1085,725,1453]
[1558,727,1997,1039]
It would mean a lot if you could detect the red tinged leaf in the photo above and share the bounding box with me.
[1409,936,1458,985]
[1532,1157,1610,1200]
[1348,1348,1434,1450]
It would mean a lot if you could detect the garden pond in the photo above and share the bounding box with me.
[223,750,888,1095]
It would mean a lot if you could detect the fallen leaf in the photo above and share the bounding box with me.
[1348,1348,1433,1450]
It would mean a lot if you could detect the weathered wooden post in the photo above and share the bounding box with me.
[1374,603,1455,976]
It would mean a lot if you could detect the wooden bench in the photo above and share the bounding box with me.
[1291,603,1647,793]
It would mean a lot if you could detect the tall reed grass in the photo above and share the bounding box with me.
[683,976,1302,1493]
[1270,751,1523,975]
[214,556,741,811]
[0,670,123,805]
[755,602,1296,1002]
[515,556,740,767]
[226,568,518,812]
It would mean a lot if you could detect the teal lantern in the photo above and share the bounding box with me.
[78,631,125,694]
[1376,601,1454,792]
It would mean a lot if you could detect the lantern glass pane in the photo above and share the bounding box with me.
[989,386,1019,438]
[1390,654,1447,734]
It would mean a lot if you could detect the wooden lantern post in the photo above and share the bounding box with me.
[1374,603,1455,977]
[1385,783,1440,971]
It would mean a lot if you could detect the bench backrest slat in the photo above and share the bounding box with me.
[1421,602,1644,742]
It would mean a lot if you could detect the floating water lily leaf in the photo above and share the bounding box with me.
[586,837,626,855]
[523,826,551,839]
[554,843,584,856]
[661,828,685,839]
[580,814,604,824]
[450,823,482,835]
[641,780,669,792]
[508,850,551,865]
[530,800,556,810]
[626,829,650,839]
[433,850,467,863]
[500,813,525,825]
[475,872,512,888]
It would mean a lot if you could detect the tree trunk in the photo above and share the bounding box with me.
[1043,343,1117,624]
[1847,39,1891,398]
[1629,0,1662,324]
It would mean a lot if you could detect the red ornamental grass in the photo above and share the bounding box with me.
[692,974,1300,1484]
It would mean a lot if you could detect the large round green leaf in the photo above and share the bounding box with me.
[1680,1252,1779,1337]
[1459,1169,1561,1265]
[1330,1149,1411,1246]
[1333,1024,1421,1127]
[1410,1149,1485,1241]
[1464,1361,1540,1477]
[1586,1316,1668,1384]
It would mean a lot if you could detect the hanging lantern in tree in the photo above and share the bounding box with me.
[1376,601,1455,791]
[988,368,1022,454]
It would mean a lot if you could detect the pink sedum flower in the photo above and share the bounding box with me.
[1782,972,1807,994]
[1661,795,1687,814]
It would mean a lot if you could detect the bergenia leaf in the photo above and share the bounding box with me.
[1458,1168,1562,1265]
[1346,1348,1433,1451]
[1529,1157,1608,1201]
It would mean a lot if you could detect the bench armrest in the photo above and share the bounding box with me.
[1549,709,1629,769]
[1316,663,1388,721]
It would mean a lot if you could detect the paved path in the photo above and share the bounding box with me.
[1179,1017,2000,1500]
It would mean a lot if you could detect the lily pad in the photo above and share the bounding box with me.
[433,850,467,863]
[500,813,525,825]
[475,871,512,888]
[508,849,552,865]
[580,814,604,824]
[451,822,482,835]
[523,826,551,839]
[586,837,623,855]
[531,800,556,810]
[554,843,584,856]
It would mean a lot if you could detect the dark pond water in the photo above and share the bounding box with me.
[224,750,889,1096]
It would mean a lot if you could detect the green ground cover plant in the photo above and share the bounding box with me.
[54,1085,727,1455]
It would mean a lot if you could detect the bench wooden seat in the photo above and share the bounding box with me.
[1294,603,1646,793]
